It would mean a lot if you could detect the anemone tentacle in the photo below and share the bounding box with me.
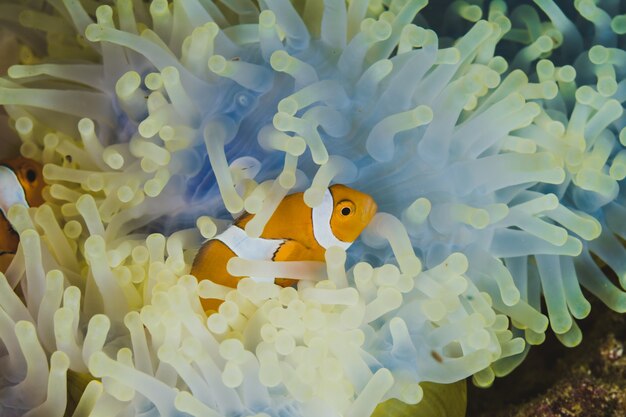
[2,0,626,415]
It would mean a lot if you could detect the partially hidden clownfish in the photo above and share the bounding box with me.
[0,157,45,273]
[191,184,377,311]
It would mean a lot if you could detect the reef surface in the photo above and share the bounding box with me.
[469,296,626,417]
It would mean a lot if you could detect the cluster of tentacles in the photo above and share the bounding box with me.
[1,0,626,416]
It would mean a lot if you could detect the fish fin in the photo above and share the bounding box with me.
[0,252,15,274]
[191,239,238,312]
[0,216,19,253]
[234,212,254,228]
[272,239,311,287]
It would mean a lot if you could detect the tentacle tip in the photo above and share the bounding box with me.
[85,24,105,42]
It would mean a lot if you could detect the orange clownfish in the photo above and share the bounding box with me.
[0,157,45,272]
[192,184,377,311]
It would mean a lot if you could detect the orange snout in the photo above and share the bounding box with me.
[329,184,378,243]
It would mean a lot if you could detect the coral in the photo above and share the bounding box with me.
[511,377,623,417]
[468,300,626,417]
[1,0,626,416]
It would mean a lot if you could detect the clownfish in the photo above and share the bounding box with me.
[0,157,45,272]
[192,184,377,311]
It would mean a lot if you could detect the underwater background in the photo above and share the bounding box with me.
[2,0,626,416]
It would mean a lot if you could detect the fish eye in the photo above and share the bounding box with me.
[337,200,355,217]
[26,169,37,183]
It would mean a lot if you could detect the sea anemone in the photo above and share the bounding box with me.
[1,0,626,416]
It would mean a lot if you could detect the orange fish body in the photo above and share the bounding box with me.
[0,157,45,272]
[192,184,377,311]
